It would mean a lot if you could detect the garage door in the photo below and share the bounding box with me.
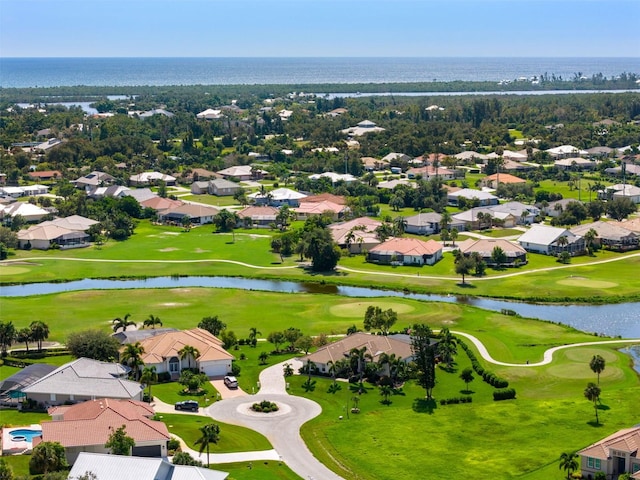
[201,362,230,377]
[132,445,161,457]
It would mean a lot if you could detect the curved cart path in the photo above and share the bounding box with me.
[4,251,640,282]
[451,331,640,367]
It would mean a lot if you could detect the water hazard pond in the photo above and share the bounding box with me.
[2,276,639,338]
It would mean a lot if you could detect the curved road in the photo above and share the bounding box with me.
[207,358,344,480]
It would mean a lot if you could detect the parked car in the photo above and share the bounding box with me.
[174,400,199,411]
[224,375,238,389]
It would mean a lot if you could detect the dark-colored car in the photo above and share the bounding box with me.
[174,400,199,412]
[224,375,238,389]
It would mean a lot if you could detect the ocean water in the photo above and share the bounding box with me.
[1,57,639,88]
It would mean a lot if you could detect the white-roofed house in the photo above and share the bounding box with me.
[341,120,385,137]
[517,224,585,256]
[404,212,442,235]
[69,452,229,480]
[196,108,224,120]
[546,145,588,159]
[129,172,176,186]
[0,202,50,222]
[21,358,143,406]
[554,157,596,171]
[447,188,498,207]
[248,187,307,207]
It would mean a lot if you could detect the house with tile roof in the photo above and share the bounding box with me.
[368,237,442,266]
[21,358,143,406]
[329,217,382,254]
[237,205,278,228]
[137,328,234,379]
[293,200,347,221]
[301,332,414,376]
[578,425,640,479]
[457,238,528,266]
[69,452,229,480]
[480,173,527,189]
[158,203,219,225]
[570,221,639,251]
[37,398,170,464]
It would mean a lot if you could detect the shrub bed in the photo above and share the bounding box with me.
[251,400,279,413]
[439,396,473,405]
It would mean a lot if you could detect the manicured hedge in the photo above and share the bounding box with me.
[493,388,517,401]
[457,339,509,389]
[439,396,473,405]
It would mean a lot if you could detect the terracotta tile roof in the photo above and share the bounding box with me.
[28,170,63,179]
[369,237,442,256]
[141,197,184,211]
[294,200,345,215]
[482,173,526,184]
[299,193,347,205]
[137,328,234,365]
[459,238,527,257]
[42,398,168,449]
[237,205,278,219]
[579,426,640,461]
[302,332,413,365]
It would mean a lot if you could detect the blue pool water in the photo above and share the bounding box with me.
[9,429,42,442]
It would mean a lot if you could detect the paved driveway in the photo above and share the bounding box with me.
[210,378,249,399]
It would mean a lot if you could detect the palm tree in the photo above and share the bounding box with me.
[557,235,569,253]
[440,228,450,246]
[29,321,49,352]
[584,382,601,424]
[178,345,200,371]
[140,366,157,403]
[440,210,452,232]
[195,423,220,466]
[327,360,338,387]
[143,314,163,329]
[121,342,145,380]
[584,228,598,254]
[16,327,32,352]
[379,384,393,404]
[450,228,458,247]
[349,347,372,383]
[589,354,606,384]
[437,327,457,368]
[112,313,135,333]
[248,327,261,346]
[558,452,579,480]
[392,216,407,237]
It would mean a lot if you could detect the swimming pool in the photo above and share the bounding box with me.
[9,429,42,442]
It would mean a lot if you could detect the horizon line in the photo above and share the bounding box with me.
[2,55,640,60]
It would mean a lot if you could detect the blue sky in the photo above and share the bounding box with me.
[1,0,638,57]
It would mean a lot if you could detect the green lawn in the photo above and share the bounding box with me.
[294,341,639,480]
[152,381,218,407]
[180,194,242,207]
[3,217,640,302]
[218,460,302,480]
[159,413,272,453]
